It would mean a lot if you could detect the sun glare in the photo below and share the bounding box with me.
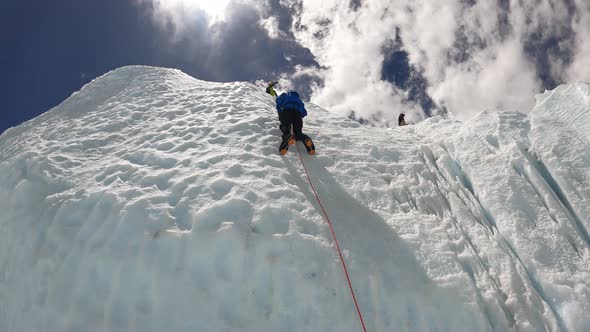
[160,0,230,22]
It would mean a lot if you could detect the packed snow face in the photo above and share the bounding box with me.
[0,66,589,331]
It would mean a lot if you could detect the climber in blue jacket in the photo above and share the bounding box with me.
[275,91,315,155]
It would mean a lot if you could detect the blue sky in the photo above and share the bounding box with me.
[2,0,589,134]
[1,1,157,134]
[0,0,317,134]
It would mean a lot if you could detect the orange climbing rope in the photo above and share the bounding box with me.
[295,143,367,332]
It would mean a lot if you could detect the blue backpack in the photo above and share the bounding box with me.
[276,91,307,118]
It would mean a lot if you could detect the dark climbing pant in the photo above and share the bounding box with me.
[279,109,304,141]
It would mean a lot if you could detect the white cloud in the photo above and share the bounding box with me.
[259,16,283,39]
[285,0,423,125]
[287,0,589,122]
[139,0,230,30]
[430,38,539,120]
[137,0,590,124]
[567,0,590,83]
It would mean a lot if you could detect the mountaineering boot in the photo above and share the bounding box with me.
[288,135,296,145]
[279,136,291,155]
[304,136,315,155]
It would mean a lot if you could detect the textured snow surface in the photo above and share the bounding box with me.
[1,66,589,331]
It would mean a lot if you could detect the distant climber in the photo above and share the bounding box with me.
[398,113,407,126]
[266,82,279,97]
[275,91,315,155]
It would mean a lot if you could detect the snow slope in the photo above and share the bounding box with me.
[0,66,589,331]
